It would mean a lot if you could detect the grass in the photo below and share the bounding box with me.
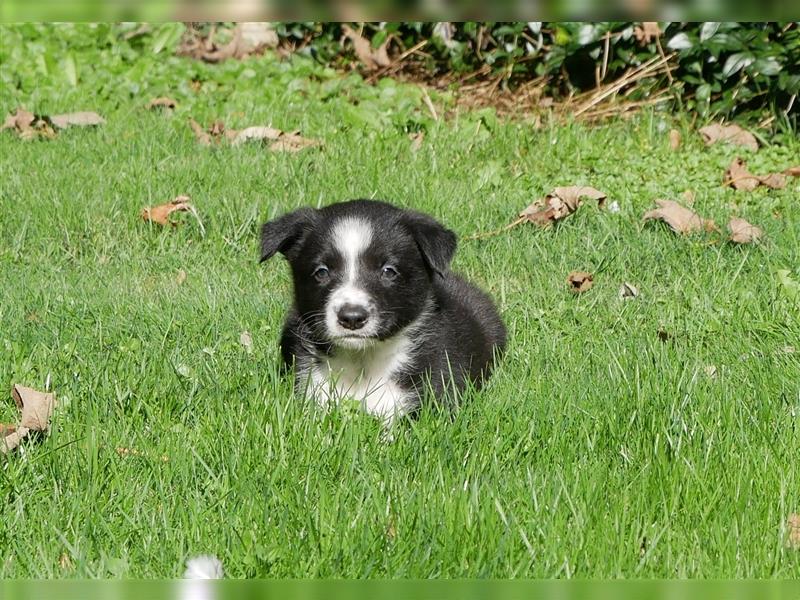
[1,28,800,579]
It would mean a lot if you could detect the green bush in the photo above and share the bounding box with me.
[283,22,799,127]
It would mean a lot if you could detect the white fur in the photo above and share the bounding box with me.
[299,308,432,423]
[181,554,223,600]
[184,554,223,579]
[325,217,379,345]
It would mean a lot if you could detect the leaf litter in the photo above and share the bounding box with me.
[465,186,607,240]
[724,158,789,191]
[342,24,391,70]
[699,123,758,151]
[188,119,320,152]
[141,195,205,235]
[728,217,764,244]
[567,271,594,293]
[2,107,104,140]
[1,385,57,454]
[147,97,178,110]
[643,199,717,234]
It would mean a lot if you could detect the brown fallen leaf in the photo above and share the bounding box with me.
[724,158,787,191]
[12,384,56,431]
[634,22,661,45]
[783,166,800,177]
[342,24,391,70]
[668,129,681,151]
[788,514,800,550]
[409,131,425,152]
[1,107,35,132]
[188,118,212,145]
[567,271,593,293]
[50,111,105,129]
[520,186,607,227]
[643,199,717,234]
[725,157,760,191]
[147,97,178,110]
[619,282,639,299]
[141,195,194,226]
[699,123,758,152]
[269,132,321,153]
[2,107,56,139]
[2,384,56,454]
[232,126,283,145]
[728,217,763,244]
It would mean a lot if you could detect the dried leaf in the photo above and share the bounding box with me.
[342,24,391,70]
[728,217,763,244]
[634,22,661,44]
[1,427,30,454]
[50,111,105,129]
[141,195,194,226]
[783,166,800,177]
[269,132,321,153]
[643,199,717,234]
[725,158,787,191]
[1,107,35,131]
[567,271,593,293]
[12,384,56,431]
[2,385,56,454]
[699,123,758,152]
[619,282,639,299]
[188,118,212,145]
[147,97,177,110]
[176,269,187,285]
[788,514,800,550]
[520,186,607,227]
[725,158,760,191]
[232,126,283,145]
[668,129,681,150]
[239,22,279,51]
[2,107,56,139]
[409,131,424,152]
[239,331,254,354]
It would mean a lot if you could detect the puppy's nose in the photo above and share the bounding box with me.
[337,304,368,330]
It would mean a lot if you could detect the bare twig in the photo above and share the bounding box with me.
[464,216,526,241]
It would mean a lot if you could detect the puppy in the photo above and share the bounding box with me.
[260,199,506,423]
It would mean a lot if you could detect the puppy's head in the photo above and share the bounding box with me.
[260,200,456,350]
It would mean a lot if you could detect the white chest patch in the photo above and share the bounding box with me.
[300,332,416,422]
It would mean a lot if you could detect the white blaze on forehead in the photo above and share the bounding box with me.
[326,216,378,341]
[332,217,373,283]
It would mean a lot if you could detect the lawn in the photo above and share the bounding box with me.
[1,24,799,578]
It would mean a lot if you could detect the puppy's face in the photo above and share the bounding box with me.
[260,200,457,350]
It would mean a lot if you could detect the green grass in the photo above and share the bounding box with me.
[1,27,800,578]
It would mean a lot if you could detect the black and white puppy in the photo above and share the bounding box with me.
[260,199,506,423]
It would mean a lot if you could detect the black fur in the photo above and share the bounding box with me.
[260,199,506,411]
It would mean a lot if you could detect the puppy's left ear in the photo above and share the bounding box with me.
[402,212,457,277]
[260,207,317,262]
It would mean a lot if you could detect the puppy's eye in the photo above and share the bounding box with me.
[381,265,399,281]
[313,265,330,282]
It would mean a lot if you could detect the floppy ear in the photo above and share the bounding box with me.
[401,211,457,277]
[260,208,317,262]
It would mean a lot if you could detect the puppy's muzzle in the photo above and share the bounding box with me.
[336,303,369,330]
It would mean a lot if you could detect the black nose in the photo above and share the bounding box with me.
[337,304,369,330]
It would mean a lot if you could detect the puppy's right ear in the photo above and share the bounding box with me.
[260,208,317,262]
